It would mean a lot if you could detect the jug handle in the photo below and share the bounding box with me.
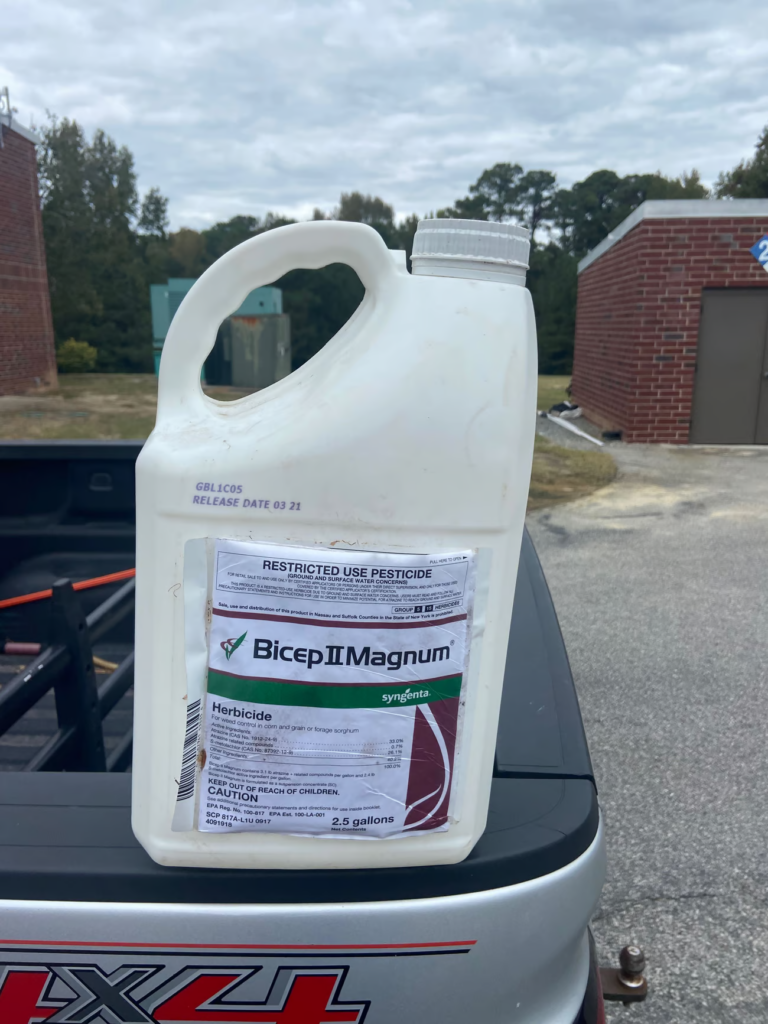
[156,221,398,421]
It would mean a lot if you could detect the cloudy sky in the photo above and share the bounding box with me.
[5,0,768,229]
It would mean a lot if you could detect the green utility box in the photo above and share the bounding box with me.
[149,279,290,385]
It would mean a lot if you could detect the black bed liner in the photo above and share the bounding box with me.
[0,441,596,904]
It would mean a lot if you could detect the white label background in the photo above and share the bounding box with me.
[198,540,475,839]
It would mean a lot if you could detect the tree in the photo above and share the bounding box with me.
[138,189,171,288]
[85,128,137,228]
[436,192,488,220]
[437,164,556,241]
[334,191,407,250]
[438,163,521,221]
[138,187,169,237]
[202,215,260,264]
[515,170,557,240]
[526,244,578,374]
[336,192,394,225]
[551,169,624,258]
[38,116,162,372]
[38,117,103,338]
[167,227,207,278]
[716,126,768,198]
[394,213,420,262]
[553,168,708,260]
[167,213,300,275]
[468,162,523,221]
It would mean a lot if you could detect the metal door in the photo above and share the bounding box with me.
[690,289,768,444]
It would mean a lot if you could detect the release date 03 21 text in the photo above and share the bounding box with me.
[193,482,301,511]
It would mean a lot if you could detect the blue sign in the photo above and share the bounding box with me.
[749,235,768,271]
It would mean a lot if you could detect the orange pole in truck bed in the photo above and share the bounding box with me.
[0,568,136,610]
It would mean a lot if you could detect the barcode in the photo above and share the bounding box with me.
[176,698,201,803]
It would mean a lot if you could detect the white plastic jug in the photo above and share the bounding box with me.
[133,218,537,869]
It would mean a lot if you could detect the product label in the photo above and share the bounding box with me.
[198,540,475,838]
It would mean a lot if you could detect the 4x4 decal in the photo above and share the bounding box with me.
[0,964,369,1024]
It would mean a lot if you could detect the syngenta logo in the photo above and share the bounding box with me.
[253,639,451,672]
[0,962,369,1023]
[382,688,430,704]
[221,631,247,660]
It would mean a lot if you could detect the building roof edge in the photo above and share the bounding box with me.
[1,114,42,146]
[577,199,768,273]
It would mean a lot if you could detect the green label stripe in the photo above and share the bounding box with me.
[207,670,462,709]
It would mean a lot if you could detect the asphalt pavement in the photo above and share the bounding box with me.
[527,442,768,1024]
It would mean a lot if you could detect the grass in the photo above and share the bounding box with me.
[0,374,256,441]
[1,373,616,510]
[529,375,616,509]
[536,374,571,412]
[528,435,616,511]
[56,373,158,400]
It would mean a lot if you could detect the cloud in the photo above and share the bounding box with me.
[3,0,767,228]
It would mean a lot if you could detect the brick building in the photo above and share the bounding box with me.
[572,200,768,443]
[0,113,57,396]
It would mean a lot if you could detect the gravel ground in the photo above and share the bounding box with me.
[527,442,768,1024]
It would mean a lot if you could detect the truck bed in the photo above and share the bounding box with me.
[0,440,596,901]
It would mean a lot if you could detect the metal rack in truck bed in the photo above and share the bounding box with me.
[0,441,608,1024]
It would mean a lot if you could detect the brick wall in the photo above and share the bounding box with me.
[0,123,57,396]
[572,217,768,442]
